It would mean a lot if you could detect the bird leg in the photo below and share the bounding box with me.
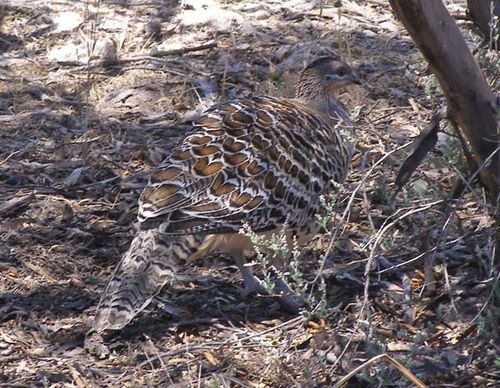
[233,253,302,313]
[269,255,303,313]
[233,253,267,297]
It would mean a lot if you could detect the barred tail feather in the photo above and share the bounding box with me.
[93,228,178,332]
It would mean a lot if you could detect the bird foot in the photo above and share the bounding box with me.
[240,274,268,297]
[84,330,110,359]
[276,292,302,314]
[234,254,302,313]
[234,254,268,297]
[240,271,303,314]
[272,277,303,314]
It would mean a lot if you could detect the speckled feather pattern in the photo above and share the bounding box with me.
[139,96,351,235]
[93,58,358,333]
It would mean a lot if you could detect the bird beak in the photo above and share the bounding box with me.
[348,74,362,85]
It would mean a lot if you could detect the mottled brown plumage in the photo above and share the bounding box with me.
[93,57,361,332]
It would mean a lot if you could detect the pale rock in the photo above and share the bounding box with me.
[53,11,83,32]
[254,10,270,20]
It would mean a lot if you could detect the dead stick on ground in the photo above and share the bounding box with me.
[57,42,218,68]
[0,150,22,166]
[117,42,219,64]
[333,353,427,388]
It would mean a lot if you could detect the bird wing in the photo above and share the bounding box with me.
[138,96,350,235]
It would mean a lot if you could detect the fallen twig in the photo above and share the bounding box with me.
[57,42,218,69]
[333,353,427,388]
[0,192,35,216]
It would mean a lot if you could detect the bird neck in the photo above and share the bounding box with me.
[294,78,339,118]
[294,89,343,122]
[299,96,335,118]
[294,82,355,154]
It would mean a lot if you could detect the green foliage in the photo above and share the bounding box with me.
[269,70,285,88]
[372,170,390,204]
[315,194,338,230]
[350,105,362,122]
[207,378,222,388]
[239,223,276,293]
[409,178,429,196]
[478,290,500,342]
[422,73,443,109]
[436,133,468,173]
[240,185,347,319]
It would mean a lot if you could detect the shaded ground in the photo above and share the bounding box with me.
[1,0,498,386]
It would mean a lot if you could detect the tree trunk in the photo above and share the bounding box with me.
[388,0,499,204]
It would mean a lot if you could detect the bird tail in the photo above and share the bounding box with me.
[93,228,193,332]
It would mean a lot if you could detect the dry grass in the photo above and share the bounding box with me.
[0,0,498,386]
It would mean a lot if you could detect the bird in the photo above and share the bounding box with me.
[92,56,361,333]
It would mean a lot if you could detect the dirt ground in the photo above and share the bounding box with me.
[1,0,498,386]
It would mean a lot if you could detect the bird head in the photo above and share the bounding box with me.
[296,57,361,101]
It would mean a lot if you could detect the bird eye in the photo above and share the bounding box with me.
[337,68,347,76]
